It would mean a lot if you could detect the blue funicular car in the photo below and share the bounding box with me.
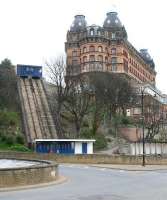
[17,64,42,78]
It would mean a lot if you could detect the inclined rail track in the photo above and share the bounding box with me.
[18,78,58,143]
[37,79,57,138]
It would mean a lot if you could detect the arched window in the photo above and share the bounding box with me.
[111,48,116,55]
[83,56,87,63]
[111,57,117,64]
[105,47,108,53]
[111,33,116,39]
[105,57,108,63]
[98,46,103,52]
[89,55,95,62]
[90,28,94,36]
[98,55,103,62]
[89,46,95,52]
[97,29,101,36]
[83,47,87,53]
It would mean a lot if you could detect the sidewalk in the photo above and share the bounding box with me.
[90,164,167,171]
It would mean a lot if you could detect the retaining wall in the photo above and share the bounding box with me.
[0,155,58,188]
[1,152,167,165]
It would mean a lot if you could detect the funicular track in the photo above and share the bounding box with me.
[36,79,57,138]
[18,78,58,143]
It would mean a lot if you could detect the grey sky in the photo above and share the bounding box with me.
[0,0,166,93]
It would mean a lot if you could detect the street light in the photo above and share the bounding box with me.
[141,87,145,167]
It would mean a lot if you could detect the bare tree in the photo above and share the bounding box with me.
[63,77,91,136]
[144,95,162,141]
[45,57,70,137]
[90,72,136,122]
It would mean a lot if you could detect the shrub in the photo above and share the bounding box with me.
[0,134,7,142]
[0,111,19,127]
[5,134,15,145]
[9,144,31,152]
[16,134,24,144]
[94,134,107,150]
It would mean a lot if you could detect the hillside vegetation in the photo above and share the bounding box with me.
[0,59,27,151]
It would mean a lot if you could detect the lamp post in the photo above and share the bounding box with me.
[141,88,145,167]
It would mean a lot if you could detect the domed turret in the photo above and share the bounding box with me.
[140,49,151,61]
[140,49,155,69]
[70,15,87,32]
[103,12,122,28]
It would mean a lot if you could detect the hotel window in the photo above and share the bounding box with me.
[83,47,87,53]
[111,57,117,64]
[90,28,94,36]
[89,46,95,52]
[111,33,116,39]
[105,57,108,63]
[98,55,103,62]
[105,47,108,53]
[72,51,77,57]
[111,48,116,55]
[83,56,87,63]
[98,46,103,52]
[97,30,101,36]
[123,59,128,72]
[89,55,95,62]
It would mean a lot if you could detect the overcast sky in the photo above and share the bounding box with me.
[0,0,166,93]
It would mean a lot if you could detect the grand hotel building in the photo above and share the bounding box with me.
[65,12,156,85]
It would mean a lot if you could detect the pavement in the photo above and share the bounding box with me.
[89,164,167,171]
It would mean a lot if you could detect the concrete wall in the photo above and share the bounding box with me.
[0,156,58,188]
[87,142,93,154]
[130,143,167,155]
[75,142,82,154]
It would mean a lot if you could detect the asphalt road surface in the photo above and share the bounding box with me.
[1,164,167,200]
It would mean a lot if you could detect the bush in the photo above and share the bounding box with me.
[0,111,19,127]
[94,134,107,150]
[0,134,7,142]
[16,134,24,144]
[5,134,15,145]
[9,144,31,152]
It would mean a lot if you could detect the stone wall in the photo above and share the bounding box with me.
[1,152,167,166]
[0,155,58,188]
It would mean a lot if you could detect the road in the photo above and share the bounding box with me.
[1,164,167,200]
